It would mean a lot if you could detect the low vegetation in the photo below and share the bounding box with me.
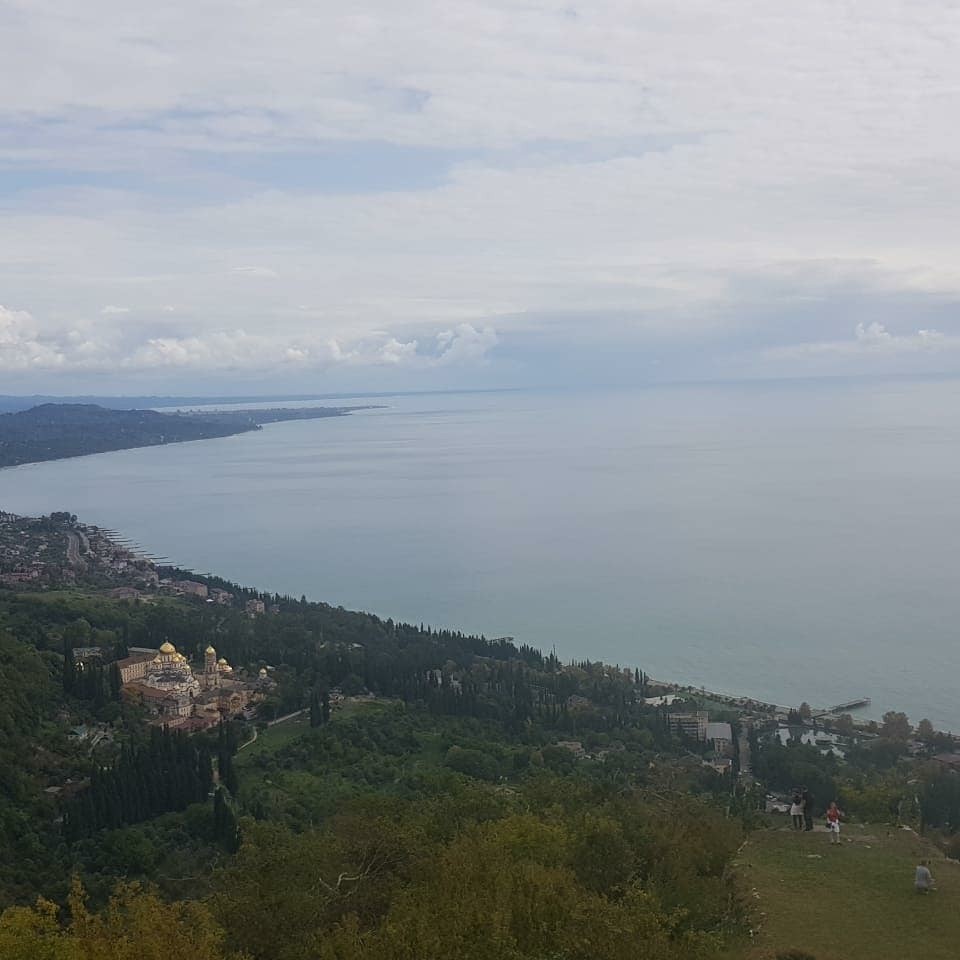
[1,549,960,959]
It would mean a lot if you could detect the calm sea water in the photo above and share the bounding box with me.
[2,380,959,728]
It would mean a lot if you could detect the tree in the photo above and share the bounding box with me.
[798,702,812,721]
[0,879,228,960]
[832,714,855,736]
[219,752,239,796]
[109,662,121,701]
[880,711,912,741]
[917,718,935,741]
[62,640,76,695]
[198,746,214,797]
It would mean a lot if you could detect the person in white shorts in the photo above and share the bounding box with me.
[825,801,842,843]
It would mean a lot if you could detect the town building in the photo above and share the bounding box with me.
[246,598,265,616]
[116,649,158,683]
[108,586,140,600]
[705,721,734,755]
[668,711,709,741]
[174,580,209,599]
[120,641,267,727]
[72,646,104,665]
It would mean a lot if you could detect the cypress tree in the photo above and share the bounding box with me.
[219,751,239,795]
[62,640,76,694]
[198,746,214,797]
[93,664,107,708]
[213,785,227,838]
[109,662,122,700]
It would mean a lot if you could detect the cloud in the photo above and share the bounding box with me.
[434,323,498,364]
[100,305,130,315]
[0,305,498,375]
[767,322,956,361]
[0,305,65,370]
[229,266,280,279]
[3,2,960,387]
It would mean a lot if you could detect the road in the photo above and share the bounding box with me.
[268,708,307,726]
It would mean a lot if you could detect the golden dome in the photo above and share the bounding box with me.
[159,641,176,654]
[205,645,216,655]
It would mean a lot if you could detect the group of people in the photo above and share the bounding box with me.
[789,788,844,843]
[788,788,940,892]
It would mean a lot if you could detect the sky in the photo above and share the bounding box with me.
[2,0,960,394]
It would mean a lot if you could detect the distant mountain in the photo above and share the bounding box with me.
[0,404,260,468]
[0,394,351,414]
[0,402,376,469]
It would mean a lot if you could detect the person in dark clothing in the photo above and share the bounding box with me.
[802,787,814,831]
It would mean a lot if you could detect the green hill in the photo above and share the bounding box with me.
[730,824,960,960]
[0,403,258,467]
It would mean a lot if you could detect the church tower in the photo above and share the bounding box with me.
[204,645,219,689]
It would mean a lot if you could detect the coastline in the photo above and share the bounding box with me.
[0,403,378,472]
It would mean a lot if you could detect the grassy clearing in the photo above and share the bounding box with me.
[236,698,391,763]
[235,716,309,762]
[729,824,960,960]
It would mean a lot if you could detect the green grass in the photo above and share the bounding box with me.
[235,716,309,762]
[729,824,960,960]
[235,698,391,763]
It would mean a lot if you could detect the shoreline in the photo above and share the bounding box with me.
[0,404,377,472]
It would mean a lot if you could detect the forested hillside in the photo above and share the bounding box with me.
[0,403,369,468]
[0,404,257,467]
[0,580,761,959]
[2,567,959,959]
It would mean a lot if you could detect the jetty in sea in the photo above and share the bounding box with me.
[647,678,872,720]
[830,697,871,712]
[811,697,872,719]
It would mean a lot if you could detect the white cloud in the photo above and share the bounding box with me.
[434,323,498,364]
[3,2,960,385]
[0,305,498,374]
[229,266,280,279]
[100,305,130,315]
[0,305,65,370]
[767,322,956,361]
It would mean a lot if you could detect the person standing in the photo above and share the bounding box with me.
[802,787,814,831]
[915,860,936,893]
[825,801,843,844]
[789,789,804,830]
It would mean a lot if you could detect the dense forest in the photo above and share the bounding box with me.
[1,566,959,958]
[0,403,369,468]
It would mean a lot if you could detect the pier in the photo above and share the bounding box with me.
[812,697,872,718]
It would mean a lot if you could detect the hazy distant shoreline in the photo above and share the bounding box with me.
[0,402,379,470]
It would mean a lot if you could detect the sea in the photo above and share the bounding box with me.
[1,378,959,729]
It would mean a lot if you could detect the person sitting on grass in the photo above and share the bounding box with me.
[915,860,936,893]
[825,801,843,844]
